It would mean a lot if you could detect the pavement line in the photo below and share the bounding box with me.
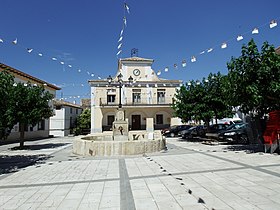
[119,159,136,210]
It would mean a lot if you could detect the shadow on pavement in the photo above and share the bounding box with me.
[223,144,264,153]
[10,143,70,151]
[0,154,50,175]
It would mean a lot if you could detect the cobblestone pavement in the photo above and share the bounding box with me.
[0,136,280,210]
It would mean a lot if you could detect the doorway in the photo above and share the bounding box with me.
[131,115,141,130]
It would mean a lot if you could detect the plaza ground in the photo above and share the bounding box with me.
[0,136,280,210]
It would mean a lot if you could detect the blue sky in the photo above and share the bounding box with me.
[0,0,279,103]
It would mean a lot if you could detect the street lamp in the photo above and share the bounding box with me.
[107,73,133,108]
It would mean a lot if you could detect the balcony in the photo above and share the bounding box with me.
[99,97,173,107]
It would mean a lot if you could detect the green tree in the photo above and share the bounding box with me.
[10,82,54,148]
[227,39,280,117]
[0,71,17,139]
[74,108,91,135]
[172,72,233,130]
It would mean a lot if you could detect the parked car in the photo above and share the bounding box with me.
[218,123,248,144]
[201,123,230,137]
[179,125,205,139]
[163,125,192,137]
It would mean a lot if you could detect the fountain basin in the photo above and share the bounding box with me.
[73,131,166,156]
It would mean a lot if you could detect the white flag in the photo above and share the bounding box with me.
[12,38,17,44]
[0,39,3,43]
[118,43,122,49]
[270,20,277,29]
[27,48,33,53]
[182,60,187,67]
[98,76,101,79]
[221,42,227,49]
[117,50,122,55]
[38,53,43,57]
[68,65,72,68]
[60,61,65,65]
[78,69,81,72]
[123,17,127,26]
[164,67,169,72]
[124,3,130,14]
[118,36,123,42]
[199,51,205,55]
[120,29,124,37]
[157,71,161,75]
[191,56,196,63]
[237,35,243,41]
[252,28,259,34]
[207,48,213,53]
[52,57,57,61]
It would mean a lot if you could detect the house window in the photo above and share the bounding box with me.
[38,120,45,130]
[70,108,73,114]
[156,114,163,124]
[132,89,141,104]
[70,117,73,128]
[107,95,116,104]
[157,89,166,104]
[76,109,78,114]
[107,115,114,126]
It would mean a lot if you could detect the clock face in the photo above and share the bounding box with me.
[133,69,140,76]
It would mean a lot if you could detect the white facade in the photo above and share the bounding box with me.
[89,57,182,133]
[50,101,83,137]
[0,63,60,141]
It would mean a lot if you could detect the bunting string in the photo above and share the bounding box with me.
[116,1,130,57]
[155,18,278,76]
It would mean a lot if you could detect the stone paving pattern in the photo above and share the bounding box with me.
[0,136,280,209]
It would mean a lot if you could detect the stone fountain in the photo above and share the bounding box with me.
[73,109,166,156]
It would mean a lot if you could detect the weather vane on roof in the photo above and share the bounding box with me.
[131,48,138,57]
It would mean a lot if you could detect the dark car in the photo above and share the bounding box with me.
[201,123,230,137]
[179,125,205,139]
[163,125,192,137]
[218,123,248,144]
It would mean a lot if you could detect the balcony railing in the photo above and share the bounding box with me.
[99,97,173,107]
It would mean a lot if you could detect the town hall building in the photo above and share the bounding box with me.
[89,56,182,133]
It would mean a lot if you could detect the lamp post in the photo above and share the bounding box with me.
[107,73,133,109]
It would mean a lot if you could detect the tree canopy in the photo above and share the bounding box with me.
[226,39,280,118]
[172,72,233,129]
[0,71,54,148]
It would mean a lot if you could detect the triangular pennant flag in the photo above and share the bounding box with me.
[118,36,123,42]
[38,53,43,57]
[221,42,227,49]
[87,71,90,75]
[120,29,124,37]
[207,48,213,53]
[157,71,161,75]
[118,43,122,49]
[191,56,196,63]
[0,39,3,43]
[164,67,169,72]
[52,57,57,61]
[27,48,33,53]
[91,73,94,77]
[270,20,277,28]
[252,28,259,34]
[78,69,81,73]
[123,17,127,26]
[98,76,101,79]
[199,51,205,55]
[12,38,17,44]
[60,61,64,65]
[237,35,243,41]
[182,60,187,67]
[124,3,130,14]
[117,50,122,55]
[68,65,72,68]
